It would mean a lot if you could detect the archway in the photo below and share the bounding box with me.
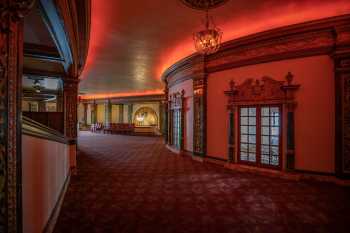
[133,107,158,127]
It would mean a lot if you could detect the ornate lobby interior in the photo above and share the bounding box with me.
[1,0,350,233]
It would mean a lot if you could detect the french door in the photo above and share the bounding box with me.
[172,109,181,149]
[239,105,282,168]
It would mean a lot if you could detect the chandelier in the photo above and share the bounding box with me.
[32,79,44,93]
[180,0,229,55]
[193,11,222,55]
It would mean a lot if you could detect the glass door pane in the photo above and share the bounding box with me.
[260,106,280,166]
[172,110,181,149]
[240,107,257,162]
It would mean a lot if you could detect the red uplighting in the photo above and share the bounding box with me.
[81,0,350,90]
[158,1,350,77]
[80,89,164,100]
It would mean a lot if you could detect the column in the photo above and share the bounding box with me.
[334,25,350,178]
[193,73,207,156]
[91,100,97,124]
[105,99,112,126]
[56,92,64,112]
[119,104,124,123]
[128,104,133,123]
[164,85,169,143]
[0,1,34,232]
[63,77,79,139]
[83,103,88,126]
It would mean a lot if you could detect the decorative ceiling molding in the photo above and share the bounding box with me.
[163,14,350,88]
[180,0,229,10]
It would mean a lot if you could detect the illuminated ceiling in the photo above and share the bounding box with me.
[79,0,350,97]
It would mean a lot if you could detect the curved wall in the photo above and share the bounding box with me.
[207,55,335,173]
[163,15,350,175]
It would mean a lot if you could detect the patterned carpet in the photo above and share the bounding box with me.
[54,132,350,233]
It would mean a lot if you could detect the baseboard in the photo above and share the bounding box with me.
[204,156,227,166]
[43,171,71,233]
[225,163,350,186]
[166,144,181,154]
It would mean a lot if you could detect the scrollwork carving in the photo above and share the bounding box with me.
[0,0,35,32]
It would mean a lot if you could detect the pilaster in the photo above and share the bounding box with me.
[119,104,124,123]
[63,77,79,139]
[334,25,350,178]
[0,1,35,232]
[91,100,97,124]
[83,103,88,126]
[193,72,207,156]
[164,84,169,143]
[128,104,133,123]
[105,99,112,126]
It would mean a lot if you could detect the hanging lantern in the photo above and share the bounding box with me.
[180,0,229,10]
[180,0,228,55]
[193,11,222,55]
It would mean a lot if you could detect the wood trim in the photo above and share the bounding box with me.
[163,14,350,88]
[205,155,227,162]
[0,1,36,232]
[293,169,336,177]
[22,116,74,145]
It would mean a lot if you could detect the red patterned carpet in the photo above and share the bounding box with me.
[54,132,350,233]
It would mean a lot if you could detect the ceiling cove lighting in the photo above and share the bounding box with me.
[180,0,229,55]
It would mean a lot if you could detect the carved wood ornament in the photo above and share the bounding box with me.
[225,72,300,107]
[0,1,35,232]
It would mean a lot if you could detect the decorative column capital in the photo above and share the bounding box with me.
[0,0,35,31]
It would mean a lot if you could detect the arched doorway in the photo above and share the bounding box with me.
[133,107,158,127]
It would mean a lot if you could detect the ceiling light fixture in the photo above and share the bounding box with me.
[33,79,43,93]
[180,0,229,55]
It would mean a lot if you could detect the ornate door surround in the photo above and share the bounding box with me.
[168,90,185,152]
[224,72,300,170]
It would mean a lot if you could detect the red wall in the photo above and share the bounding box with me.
[207,55,335,173]
[169,79,194,152]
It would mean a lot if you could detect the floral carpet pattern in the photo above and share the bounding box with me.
[54,132,350,233]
